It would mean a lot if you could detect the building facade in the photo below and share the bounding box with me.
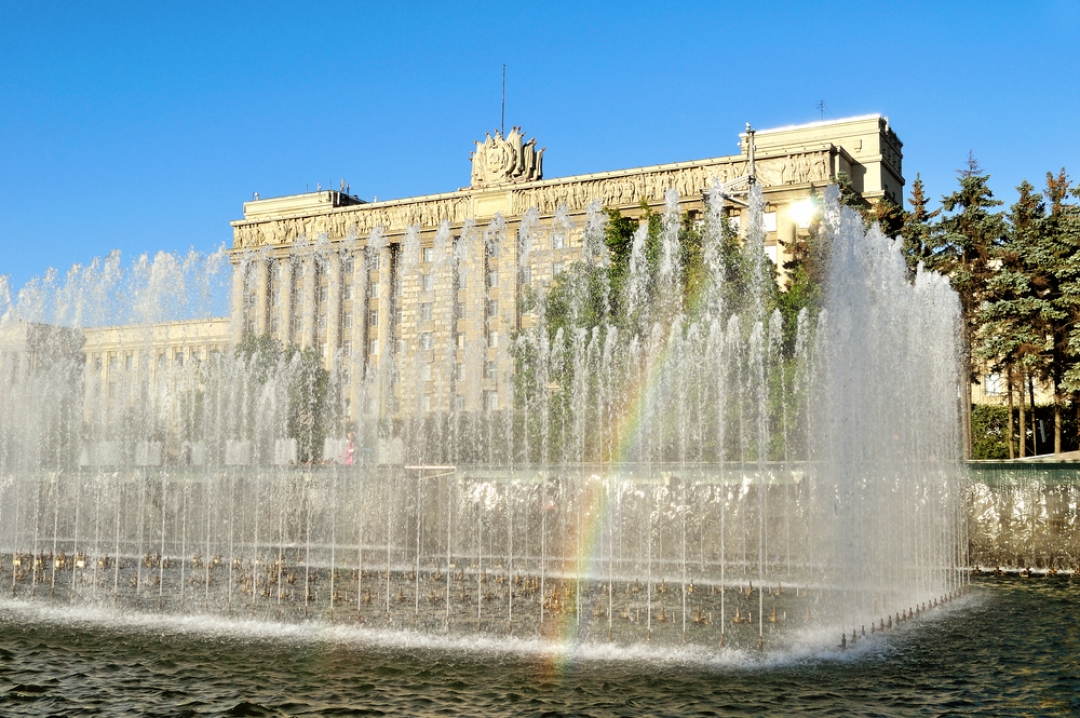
[226,114,904,422]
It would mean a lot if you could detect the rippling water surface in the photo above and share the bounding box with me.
[1,576,1077,717]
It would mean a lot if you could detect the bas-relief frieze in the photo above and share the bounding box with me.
[234,197,470,249]
[233,150,832,250]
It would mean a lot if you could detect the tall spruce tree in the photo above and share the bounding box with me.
[980,180,1045,457]
[932,153,1006,458]
[1019,170,1080,453]
[900,173,940,278]
[1042,171,1080,449]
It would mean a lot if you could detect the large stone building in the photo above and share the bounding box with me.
[226,114,904,421]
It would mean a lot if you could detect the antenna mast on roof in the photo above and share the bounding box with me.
[816,100,828,121]
[501,64,506,136]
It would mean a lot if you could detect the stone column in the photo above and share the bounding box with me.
[301,257,316,349]
[375,246,393,416]
[229,259,245,347]
[278,259,293,345]
[326,253,341,372]
[776,204,797,287]
[347,251,365,423]
[255,258,269,336]
[498,225,517,411]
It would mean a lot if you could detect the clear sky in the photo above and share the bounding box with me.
[2,1,1078,295]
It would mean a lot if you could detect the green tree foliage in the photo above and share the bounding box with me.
[832,170,903,238]
[933,153,1006,323]
[971,405,1012,460]
[931,153,1006,457]
[979,180,1046,457]
[234,331,334,463]
[777,188,827,349]
[900,173,940,277]
[1038,170,1080,449]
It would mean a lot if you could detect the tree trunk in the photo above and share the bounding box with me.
[1006,369,1015,460]
[960,322,973,460]
[1029,374,1038,456]
[1053,375,1062,454]
[1018,370,1027,458]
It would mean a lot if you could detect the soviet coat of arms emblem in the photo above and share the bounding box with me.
[470,126,545,188]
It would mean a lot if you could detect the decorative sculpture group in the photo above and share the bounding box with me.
[470,126,545,188]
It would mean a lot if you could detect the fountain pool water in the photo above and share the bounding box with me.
[0,185,967,655]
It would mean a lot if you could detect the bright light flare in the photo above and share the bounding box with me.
[789,198,816,228]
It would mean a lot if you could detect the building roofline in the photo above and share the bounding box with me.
[746,114,886,137]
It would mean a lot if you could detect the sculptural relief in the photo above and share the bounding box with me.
[471,127,545,188]
[232,149,832,255]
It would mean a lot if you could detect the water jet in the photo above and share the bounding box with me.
[0,185,966,655]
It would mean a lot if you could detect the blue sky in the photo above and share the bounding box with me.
[2,1,1078,294]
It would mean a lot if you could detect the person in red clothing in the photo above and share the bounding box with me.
[344,431,356,466]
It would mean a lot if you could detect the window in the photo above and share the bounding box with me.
[487,270,498,288]
[421,303,433,322]
[174,351,184,367]
[422,394,432,413]
[484,361,497,379]
[553,262,564,276]
[763,211,777,233]
[318,285,328,302]
[157,353,166,369]
[420,332,433,351]
[368,339,379,355]
[317,315,327,331]
[487,299,498,318]
[270,317,279,334]
[485,391,499,411]
[344,312,353,328]
[344,284,354,301]
[423,247,434,263]
[458,274,467,291]
[552,232,565,250]
[421,364,432,381]
[421,273,433,292]
[456,301,465,318]
[342,257,354,275]
[985,373,1001,396]
[456,362,465,380]
[370,254,381,271]
[489,243,500,258]
[343,341,352,356]
[457,334,465,349]
[370,281,380,298]
[452,394,464,412]
[488,332,499,348]
[368,310,379,327]
[521,266,532,285]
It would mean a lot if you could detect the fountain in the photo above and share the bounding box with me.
[0,185,967,653]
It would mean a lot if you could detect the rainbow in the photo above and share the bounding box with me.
[541,312,702,666]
